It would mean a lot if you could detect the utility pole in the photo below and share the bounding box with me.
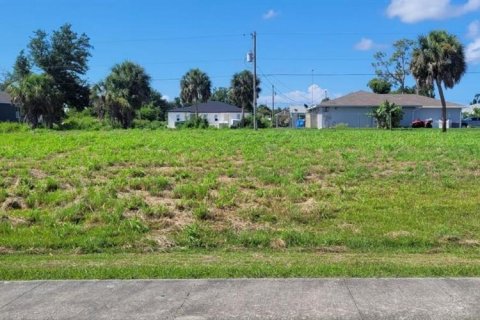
[252,31,257,130]
[272,84,275,128]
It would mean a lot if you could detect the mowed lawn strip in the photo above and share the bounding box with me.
[2,251,480,280]
[0,129,479,278]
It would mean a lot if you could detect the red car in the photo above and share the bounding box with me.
[412,119,433,128]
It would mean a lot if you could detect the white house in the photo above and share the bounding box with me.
[306,91,464,129]
[167,101,246,128]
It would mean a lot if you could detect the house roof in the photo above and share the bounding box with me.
[169,101,242,113]
[0,91,13,105]
[315,91,463,109]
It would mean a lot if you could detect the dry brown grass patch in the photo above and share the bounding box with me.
[30,169,47,179]
[459,239,480,247]
[386,230,412,239]
[338,223,361,234]
[270,238,286,249]
[315,245,349,253]
[1,197,26,211]
[217,175,236,185]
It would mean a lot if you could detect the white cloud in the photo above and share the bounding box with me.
[163,95,171,102]
[466,38,480,63]
[262,9,279,20]
[354,38,375,51]
[387,0,480,23]
[258,84,328,106]
[467,20,480,38]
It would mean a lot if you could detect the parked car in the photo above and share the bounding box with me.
[462,117,480,128]
[412,119,433,128]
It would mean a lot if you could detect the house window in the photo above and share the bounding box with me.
[324,107,329,112]
[214,114,219,122]
[236,114,241,119]
[176,114,181,121]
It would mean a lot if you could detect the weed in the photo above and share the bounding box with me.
[193,204,211,220]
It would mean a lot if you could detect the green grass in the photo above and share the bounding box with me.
[0,128,479,279]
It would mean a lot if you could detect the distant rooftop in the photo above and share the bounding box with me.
[316,91,463,108]
[170,101,242,113]
[0,92,12,104]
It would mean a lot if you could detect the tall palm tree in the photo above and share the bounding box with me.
[410,30,466,132]
[101,61,152,128]
[180,68,211,117]
[229,70,261,124]
[105,61,151,110]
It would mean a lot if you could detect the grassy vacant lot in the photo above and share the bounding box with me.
[0,128,479,279]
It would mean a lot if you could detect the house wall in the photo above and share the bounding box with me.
[167,112,243,128]
[316,107,375,128]
[402,107,462,127]
[202,112,242,128]
[167,112,188,128]
[0,103,19,122]
[310,106,463,129]
[305,112,318,129]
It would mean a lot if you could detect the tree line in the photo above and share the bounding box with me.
[0,25,472,131]
[1,24,261,129]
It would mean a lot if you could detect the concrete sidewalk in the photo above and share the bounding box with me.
[1,279,479,319]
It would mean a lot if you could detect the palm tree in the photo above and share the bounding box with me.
[229,70,261,124]
[90,82,107,120]
[7,74,62,128]
[105,61,151,110]
[102,61,152,128]
[180,68,211,117]
[410,30,466,132]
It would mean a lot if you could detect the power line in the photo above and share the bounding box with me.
[93,33,246,44]
[257,65,305,105]
[264,72,311,101]
[265,72,480,76]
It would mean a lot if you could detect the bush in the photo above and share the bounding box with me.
[61,109,109,130]
[369,100,404,129]
[0,122,29,133]
[137,105,160,121]
[179,116,209,129]
[132,119,166,129]
[240,115,272,129]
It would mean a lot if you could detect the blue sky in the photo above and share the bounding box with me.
[1,0,479,107]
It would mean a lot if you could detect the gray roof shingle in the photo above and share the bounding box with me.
[0,92,12,105]
[170,101,242,113]
[318,91,463,108]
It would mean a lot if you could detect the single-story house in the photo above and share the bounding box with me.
[306,91,464,129]
[167,101,246,128]
[0,92,19,122]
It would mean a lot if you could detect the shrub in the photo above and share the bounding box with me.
[369,100,404,129]
[132,119,166,129]
[179,116,209,129]
[137,105,162,121]
[241,114,272,129]
[61,109,108,130]
[0,122,29,133]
